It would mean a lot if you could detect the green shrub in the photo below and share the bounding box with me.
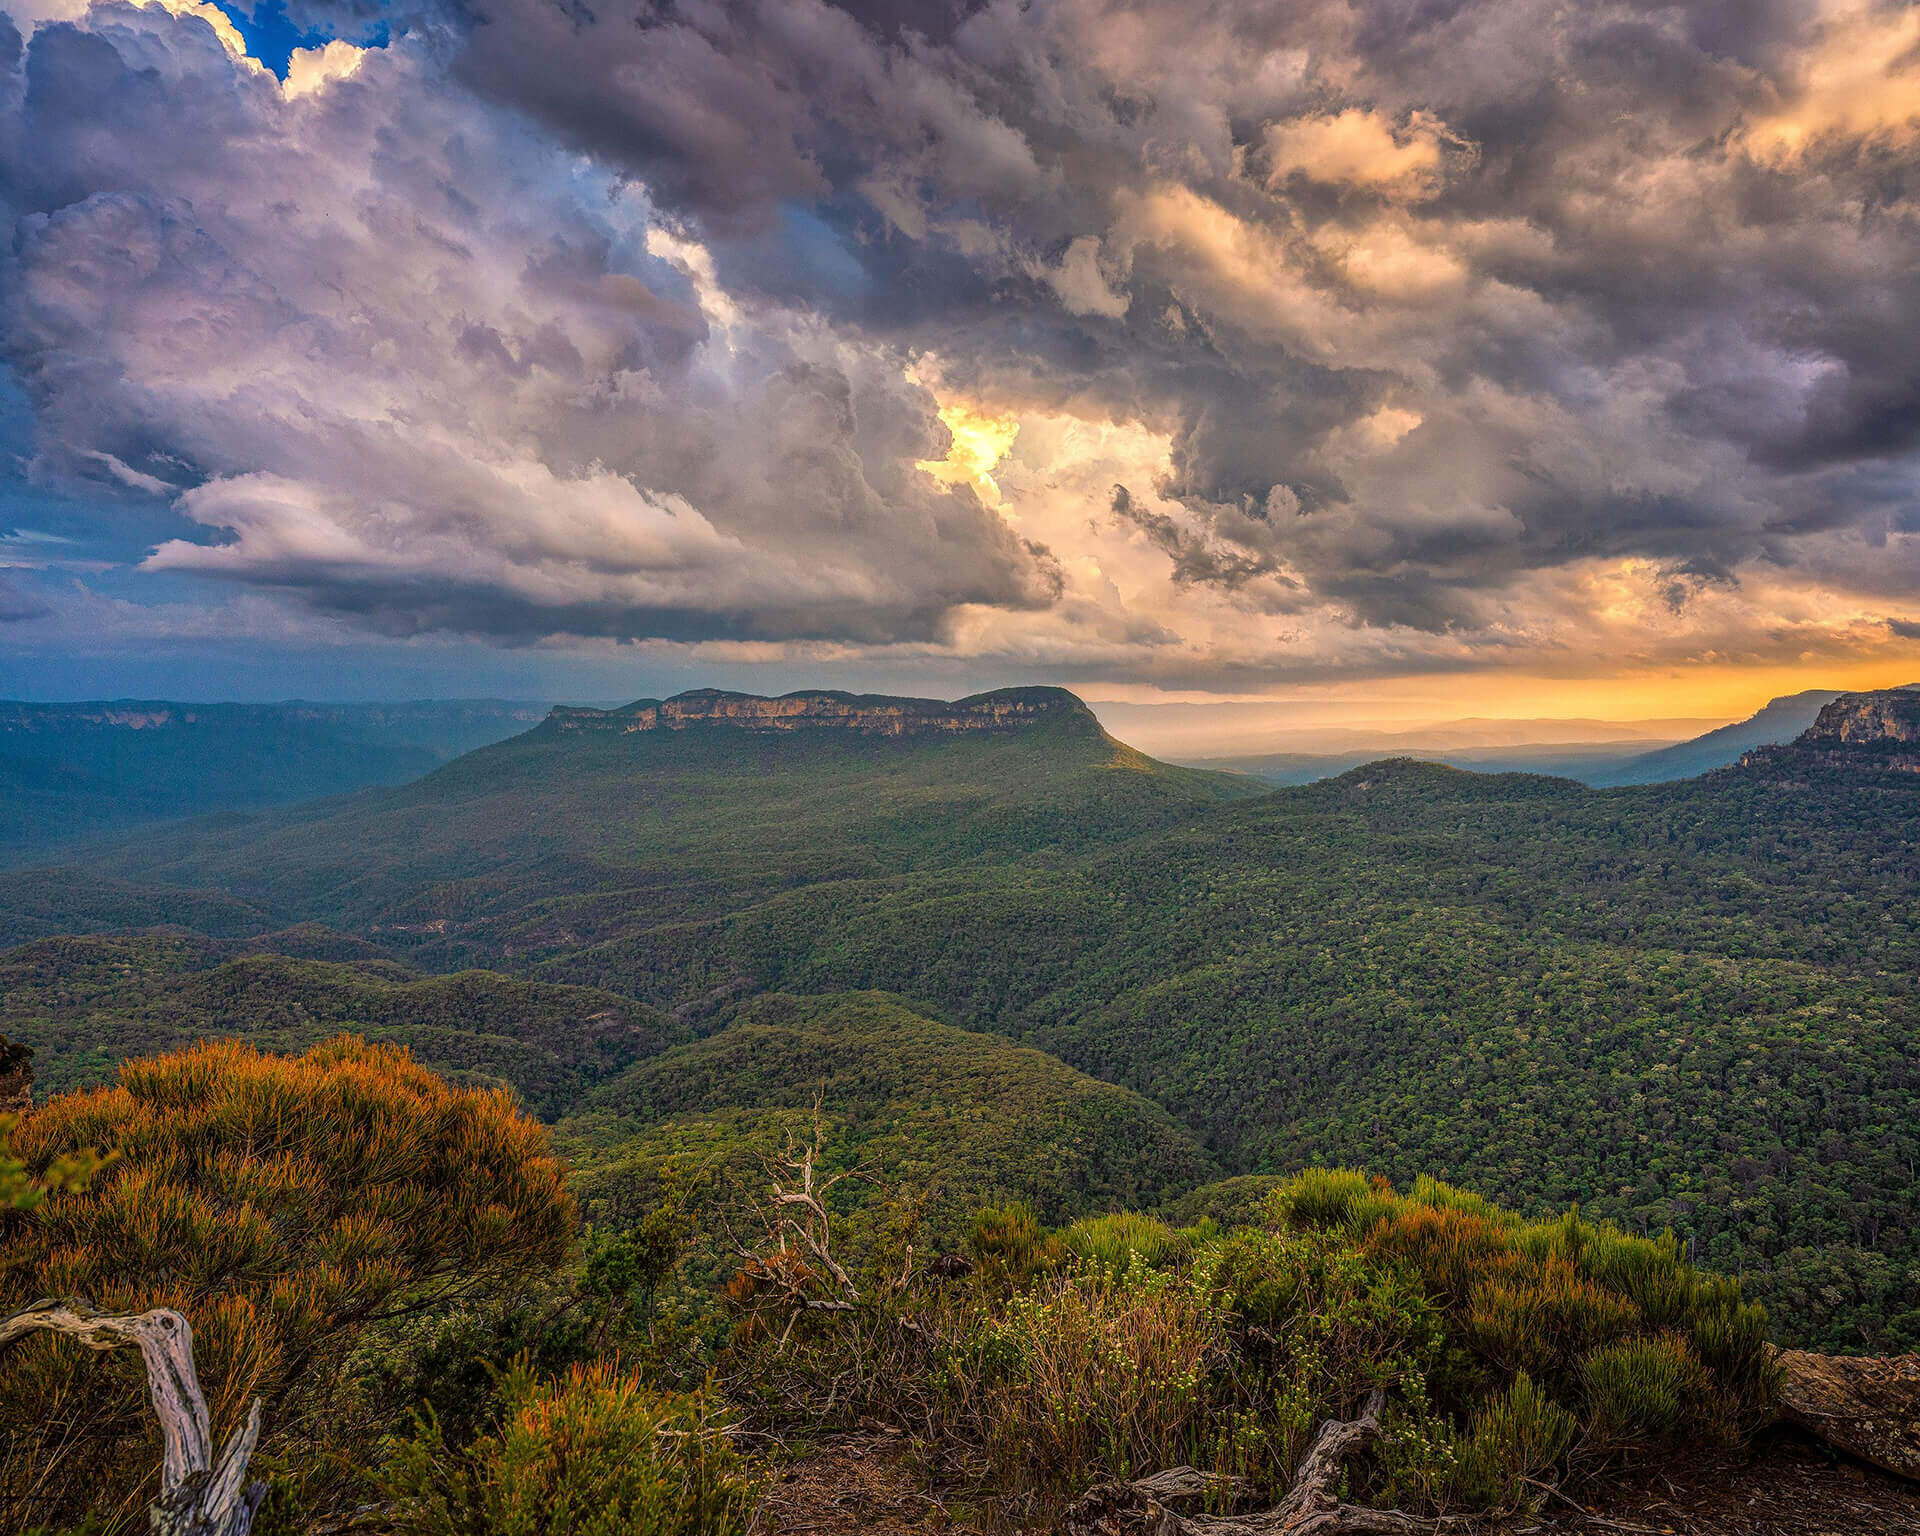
[1205,1227,1437,1406]
[1061,1211,1188,1276]
[1455,1372,1575,1512]
[379,1358,755,1536]
[1265,1169,1776,1432]
[1582,1335,1706,1448]
[1467,1268,1640,1387]
[969,1202,1063,1292]
[1267,1166,1385,1232]
[938,1256,1226,1504]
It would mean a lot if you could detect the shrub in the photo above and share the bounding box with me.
[0,1036,575,1532]
[939,1256,1226,1505]
[1363,1202,1521,1309]
[1265,1170,1776,1436]
[1454,1372,1576,1511]
[1467,1266,1641,1388]
[1061,1211,1189,1277]
[1267,1166,1388,1233]
[969,1201,1063,1292]
[379,1358,755,1536]
[0,1110,101,1212]
[1581,1335,1707,1448]
[1206,1227,1437,1411]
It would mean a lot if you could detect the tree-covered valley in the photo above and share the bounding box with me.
[3,686,1917,1532]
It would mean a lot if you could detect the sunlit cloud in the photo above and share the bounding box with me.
[1740,1,1920,164]
[916,402,1020,509]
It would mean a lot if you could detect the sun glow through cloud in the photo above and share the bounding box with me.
[916,403,1021,509]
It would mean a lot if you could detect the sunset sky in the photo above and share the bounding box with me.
[3,0,1919,741]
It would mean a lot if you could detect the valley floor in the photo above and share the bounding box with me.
[750,1429,1920,1536]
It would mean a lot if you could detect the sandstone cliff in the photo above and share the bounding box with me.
[544,686,1101,738]
[1798,687,1920,747]
[1740,685,1920,774]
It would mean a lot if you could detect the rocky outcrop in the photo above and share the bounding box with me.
[1777,1348,1920,1481]
[545,686,1101,738]
[1740,686,1920,774]
[1798,688,1920,747]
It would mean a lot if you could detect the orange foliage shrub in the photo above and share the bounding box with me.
[0,1036,575,1532]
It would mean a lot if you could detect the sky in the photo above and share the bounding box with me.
[2,0,1920,742]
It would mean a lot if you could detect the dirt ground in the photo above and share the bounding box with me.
[750,1427,1920,1536]
[1531,1427,1920,1536]
[751,1429,970,1534]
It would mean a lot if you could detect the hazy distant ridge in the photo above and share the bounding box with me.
[0,699,548,861]
[1187,688,1865,787]
[1586,689,1844,785]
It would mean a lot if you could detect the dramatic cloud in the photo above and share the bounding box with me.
[3,0,1920,695]
[0,2,1054,644]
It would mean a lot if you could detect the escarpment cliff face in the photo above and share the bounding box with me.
[1799,688,1920,746]
[545,687,1102,738]
[1742,686,1920,773]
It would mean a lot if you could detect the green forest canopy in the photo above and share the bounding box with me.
[2,699,1915,1351]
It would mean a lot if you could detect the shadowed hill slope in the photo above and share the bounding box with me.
[0,933,671,1116]
[565,991,1216,1240]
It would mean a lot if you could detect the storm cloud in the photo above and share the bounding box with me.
[2,0,1919,684]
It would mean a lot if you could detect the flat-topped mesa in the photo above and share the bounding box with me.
[1741,685,1920,773]
[544,686,1102,738]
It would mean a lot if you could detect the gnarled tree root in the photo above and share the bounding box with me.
[1,1297,266,1536]
[1065,1390,1456,1535]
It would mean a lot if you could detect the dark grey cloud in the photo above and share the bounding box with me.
[1109,483,1293,592]
[2,0,1919,672]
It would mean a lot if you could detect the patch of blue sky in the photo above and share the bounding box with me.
[210,0,388,76]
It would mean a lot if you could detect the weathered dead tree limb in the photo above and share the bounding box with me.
[0,1297,267,1536]
[723,1090,884,1351]
[1065,1390,1457,1536]
[762,1093,863,1301]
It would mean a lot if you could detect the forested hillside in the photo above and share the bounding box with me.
[0,699,546,859]
[2,687,1915,1351]
[0,932,670,1115]
[566,991,1215,1242]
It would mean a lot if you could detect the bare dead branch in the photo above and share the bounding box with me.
[1,1298,266,1536]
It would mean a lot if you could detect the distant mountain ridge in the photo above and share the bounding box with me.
[1197,687,1882,788]
[1589,689,1844,785]
[0,698,548,862]
[545,685,1099,738]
